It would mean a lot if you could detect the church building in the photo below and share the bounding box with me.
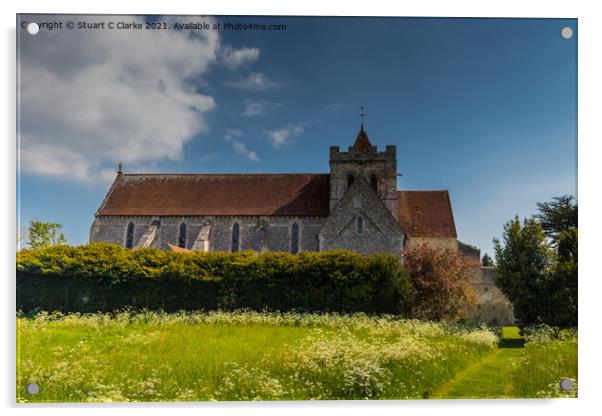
[90,125,466,256]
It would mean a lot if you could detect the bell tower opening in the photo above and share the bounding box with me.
[370,174,378,193]
[347,174,354,188]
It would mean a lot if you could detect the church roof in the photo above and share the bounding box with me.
[353,126,373,153]
[397,191,457,238]
[96,173,331,217]
[97,173,458,239]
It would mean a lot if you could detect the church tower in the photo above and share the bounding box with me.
[328,124,398,220]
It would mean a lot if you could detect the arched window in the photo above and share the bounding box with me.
[347,174,354,187]
[357,216,364,234]
[178,222,187,248]
[370,175,378,193]
[290,223,300,254]
[125,222,135,249]
[231,223,240,252]
[253,221,268,253]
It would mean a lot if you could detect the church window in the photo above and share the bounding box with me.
[347,174,354,187]
[253,221,268,253]
[357,216,364,234]
[371,175,378,192]
[178,222,187,248]
[125,222,135,249]
[231,222,240,252]
[291,223,300,254]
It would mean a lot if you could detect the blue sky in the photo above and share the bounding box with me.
[17,15,577,257]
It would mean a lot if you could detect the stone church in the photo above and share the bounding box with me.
[90,125,462,255]
[89,124,515,323]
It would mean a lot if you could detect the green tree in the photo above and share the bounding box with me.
[27,220,67,249]
[537,228,578,327]
[494,195,578,327]
[481,253,494,267]
[535,196,578,326]
[493,217,553,325]
[535,195,577,243]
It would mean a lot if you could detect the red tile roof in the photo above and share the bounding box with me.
[397,191,457,238]
[353,128,373,153]
[97,173,330,216]
[97,174,457,239]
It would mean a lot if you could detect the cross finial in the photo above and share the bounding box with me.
[117,162,123,174]
[358,106,367,131]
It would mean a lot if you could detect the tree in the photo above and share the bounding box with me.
[493,217,553,325]
[535,195,577,243]
[537,227,577,327]
[27,220,67,249]
[494,195,578,327]
[481,253,494,267]
[403,244,477,321]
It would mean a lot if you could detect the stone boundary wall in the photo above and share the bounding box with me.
[469,267,515,325]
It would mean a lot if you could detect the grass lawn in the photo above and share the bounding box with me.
[433,326,577,399]
[433,327,525,398]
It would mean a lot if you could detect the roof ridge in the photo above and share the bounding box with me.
[397,189,450,193]
[122,173,329,176]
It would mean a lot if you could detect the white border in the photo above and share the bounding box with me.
[3,1,601,416]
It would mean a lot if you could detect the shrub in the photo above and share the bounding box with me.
[403,244,477,321]
[16,243,412,315]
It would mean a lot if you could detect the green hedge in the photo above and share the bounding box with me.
[17,243,412,314]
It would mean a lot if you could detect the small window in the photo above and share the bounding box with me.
[347,174,354,187]
[370,175,378,192]
[125,222,135,249]
[291,223,300,254]
[178,222,187,248]
[231,223,240,252]
[357,216,364,234]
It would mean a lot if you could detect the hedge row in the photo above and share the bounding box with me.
[17,243,412,314]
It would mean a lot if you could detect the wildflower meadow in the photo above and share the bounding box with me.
[16,310,576,402]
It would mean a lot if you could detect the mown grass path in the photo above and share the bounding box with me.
[433,327,525,399]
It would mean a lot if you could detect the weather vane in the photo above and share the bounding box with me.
[358,106,367,130]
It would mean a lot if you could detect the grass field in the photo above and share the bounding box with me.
[434,327,526,398]
[16,311,577,402]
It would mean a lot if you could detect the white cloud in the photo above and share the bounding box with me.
[223,128,242,142]
[220,45,260,69]
[20,140,92,181]
[264,125,304,148]
[223,128,260,162]
[233,141,261,162]
[18,15,221,183]
[242,100,282,117]
[223,72,279,91]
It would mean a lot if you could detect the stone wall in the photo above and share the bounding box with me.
[90,215,326,253]
[319,178,404,255]
[404,237,459,252]
[468,267,515,325]
[458,240,480,263]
